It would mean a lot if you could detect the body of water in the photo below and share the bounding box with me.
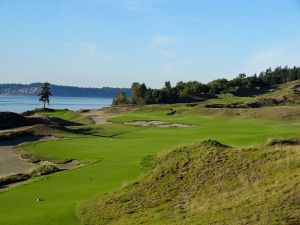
[0,96,113,113]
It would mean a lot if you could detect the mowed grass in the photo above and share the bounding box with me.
[0,108,299,225]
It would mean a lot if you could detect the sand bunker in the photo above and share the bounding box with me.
[0,137,81,185]
[0,146,34,178]
[125,121,190,128]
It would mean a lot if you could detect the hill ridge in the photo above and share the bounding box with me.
[81,139,300,225]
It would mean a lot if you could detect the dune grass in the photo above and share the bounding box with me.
[81,140,300,225]
[0,106,299,225]
[200,80,300,106]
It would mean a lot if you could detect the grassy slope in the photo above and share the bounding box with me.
[253,79,300,102]
[0,108,299,225]
[37,109,93,124]
[81,140,300,225]
[38,109,79,121]
[201,79,300,105]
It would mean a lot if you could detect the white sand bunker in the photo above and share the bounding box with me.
[125,121,190,128]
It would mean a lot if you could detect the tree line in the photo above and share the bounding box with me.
[113,66,300,105]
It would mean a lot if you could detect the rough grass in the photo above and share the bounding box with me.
[29,163,61,177]
[189,106,300,121]
[252,79,300,104]
[81,139,300,225]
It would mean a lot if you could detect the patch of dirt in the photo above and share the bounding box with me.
[124,121,190,128]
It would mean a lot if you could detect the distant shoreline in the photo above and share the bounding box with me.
[0,83,131,98]
[0,94,114,98]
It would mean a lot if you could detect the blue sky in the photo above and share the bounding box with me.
[1,0,300,88]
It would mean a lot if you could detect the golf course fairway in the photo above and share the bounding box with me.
[0,110,299,225]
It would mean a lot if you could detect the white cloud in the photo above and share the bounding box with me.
[244,43,300,74]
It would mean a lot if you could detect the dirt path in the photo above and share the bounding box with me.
[81,110,113,124]
[0,145,34,178]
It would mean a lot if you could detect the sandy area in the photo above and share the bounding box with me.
[0,136,79,180]
[124,121,190,128]
[0,145,35,178]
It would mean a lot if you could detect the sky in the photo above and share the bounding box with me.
[1,0,300,88]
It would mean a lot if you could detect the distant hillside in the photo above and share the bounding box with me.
[0,83,131,98]
[81,139,300,225]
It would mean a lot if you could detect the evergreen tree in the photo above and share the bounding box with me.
[112,91,129,105]
[38,82,52,109]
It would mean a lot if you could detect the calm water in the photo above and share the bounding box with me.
[0,96,113,113]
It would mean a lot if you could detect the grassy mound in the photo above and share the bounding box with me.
[0,124,73,142]
[0,112,32,129]
[31,109,94,124]
[21,108,55,116]
[29,163,61,177]
[81,139,300,225]
[0,110,83,131]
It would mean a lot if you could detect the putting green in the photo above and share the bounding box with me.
[0,111,299,225]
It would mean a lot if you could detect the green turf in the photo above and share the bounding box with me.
[0,107,299,225]
[38,109,79,121]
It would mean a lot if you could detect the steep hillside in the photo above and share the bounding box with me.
[249,79,300,105]
[81,139,300,225]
